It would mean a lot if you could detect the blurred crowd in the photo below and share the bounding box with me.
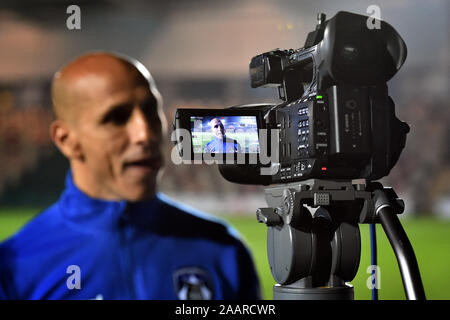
[0,73,448,216]
[0,85,53,196]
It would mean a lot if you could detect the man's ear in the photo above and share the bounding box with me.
[50,120,84,161]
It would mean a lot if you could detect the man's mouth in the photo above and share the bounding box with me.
[123,156,162,173]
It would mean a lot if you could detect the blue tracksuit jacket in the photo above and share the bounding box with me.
[204,137,241,153]
[0,172,260,300]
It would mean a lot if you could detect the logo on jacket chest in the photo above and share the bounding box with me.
[173,267,214,300]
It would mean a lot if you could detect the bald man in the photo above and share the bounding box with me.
[0,52,260,300]
[204,118,242,153]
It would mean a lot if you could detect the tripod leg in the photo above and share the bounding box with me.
[378,207,426,300]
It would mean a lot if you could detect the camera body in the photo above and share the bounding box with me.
[173,11,409,185]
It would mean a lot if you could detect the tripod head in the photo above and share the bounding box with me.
[257,179,425,300]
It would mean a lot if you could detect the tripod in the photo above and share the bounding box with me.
[256,179,426,300]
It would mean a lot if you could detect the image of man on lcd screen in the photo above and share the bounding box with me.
[204,118,242,153]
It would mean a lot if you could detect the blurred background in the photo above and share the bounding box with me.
[0,0,449,299]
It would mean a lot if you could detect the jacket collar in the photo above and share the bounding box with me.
[58,170,160,233]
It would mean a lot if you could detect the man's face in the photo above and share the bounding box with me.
[210,118,225,139]
[74,71,164,202]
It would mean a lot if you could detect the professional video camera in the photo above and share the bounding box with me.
[174,11,409,185]
[173,11,425,300]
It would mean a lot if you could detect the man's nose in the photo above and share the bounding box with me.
[128,108,157,145]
